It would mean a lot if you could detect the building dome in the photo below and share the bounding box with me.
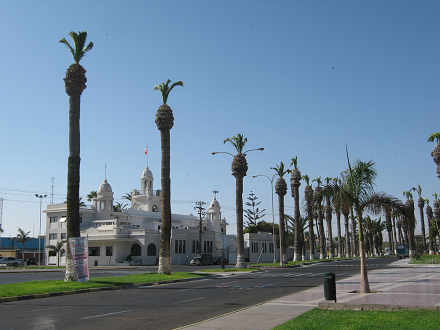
[210,198,220,208]
[141,167,154,180]
[98,179,112,193]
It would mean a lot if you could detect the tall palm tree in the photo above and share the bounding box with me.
[425,199,435,255]
[272,162,290,265]
[14,228,31,262]
[333,178,343,258]
[350,207,358,257]
[285,214,308,260]
[290,157,302,261]
[342,152,403,293]
[384,206,394,255]
[428,132,440,179]
[313,177,326,259]
[154,79,183,275]
[403,190,416,257]
[413,185,427,254]
[220,134,263,268]
[372,218,386,256]
[340,185,351,257]
[323,177,335,259]
[46,240,66,267]
[60,31,93,282]
[362,216,375,256]
[432,193,440,251]
[302,174,315,260]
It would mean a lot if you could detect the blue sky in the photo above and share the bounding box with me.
[0,1,438,238]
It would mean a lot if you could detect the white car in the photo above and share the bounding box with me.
[0,257,23,267]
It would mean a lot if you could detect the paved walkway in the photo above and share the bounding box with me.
[179,259,440,330]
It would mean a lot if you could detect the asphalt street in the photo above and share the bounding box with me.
[0,258,397,329]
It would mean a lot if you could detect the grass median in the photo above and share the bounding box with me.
[274,308,440,329]
[0,272,204,298]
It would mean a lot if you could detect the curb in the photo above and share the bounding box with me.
[318,301,440,311]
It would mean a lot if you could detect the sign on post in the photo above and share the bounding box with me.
[68,237,90,282]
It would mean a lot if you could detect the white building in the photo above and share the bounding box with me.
[44,165,228,266]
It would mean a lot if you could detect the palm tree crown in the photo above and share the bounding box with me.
[154,79,184,104]
[271,162,290,178]
[59,31,94,64]
[224,133,248,154]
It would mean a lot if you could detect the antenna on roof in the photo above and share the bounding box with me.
[213,187,219,199]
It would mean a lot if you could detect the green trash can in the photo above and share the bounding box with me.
[323,272,336,302]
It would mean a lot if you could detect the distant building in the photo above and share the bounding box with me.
[0,237,45,261]
[43,165,228,266]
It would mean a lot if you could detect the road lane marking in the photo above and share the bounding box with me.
[174,297,206,304]
[81,310,133,320]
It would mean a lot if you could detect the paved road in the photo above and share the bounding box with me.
[0,258,397,329]
[0,265,237,285]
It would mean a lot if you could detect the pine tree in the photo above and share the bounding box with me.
[244,191,266,228]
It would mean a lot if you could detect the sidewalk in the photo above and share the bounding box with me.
[179,259,440,330]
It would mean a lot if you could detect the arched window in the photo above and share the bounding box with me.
[131,243,142,256]
[147,243,156,256]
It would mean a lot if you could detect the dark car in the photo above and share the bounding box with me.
[190,253,213,265]
[212,256,229,265]
[26,257,38,265]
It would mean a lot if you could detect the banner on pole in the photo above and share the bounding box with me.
[68,237,90,282]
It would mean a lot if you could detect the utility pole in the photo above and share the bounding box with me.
[194,201,206,254]
[35,194,47,266]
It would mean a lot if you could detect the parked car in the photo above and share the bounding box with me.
[26,257,38,265]
[0,257,23,267]
[212,256,229,265]
[190,253,213,265]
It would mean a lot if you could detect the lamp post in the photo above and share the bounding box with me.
[252,174,277,263]
[35,194,47,266]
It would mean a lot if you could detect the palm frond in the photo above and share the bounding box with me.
[154,79,183,104]
[60,31,93,64]
[428,132,440,143]
[224,133,247,154]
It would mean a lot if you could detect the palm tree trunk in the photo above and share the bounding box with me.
[278,194,286,265]
[419,203,427,254]
[235,175,246,268]
[392,215,398,254]
[293,185,301,261]
[158,129,172,274]
[65,92,81,282]
[357,209,370,293]
[308,206,315,260]
[350,207,357,257]
[336,210,342,258]
[318,204,326,259]
[343,212,351,257]
[325,204,334,259]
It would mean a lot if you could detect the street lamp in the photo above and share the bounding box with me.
[252,174,277,264]
[35,194,47,266]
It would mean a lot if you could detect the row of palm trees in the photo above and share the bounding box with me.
[59,30,440,294]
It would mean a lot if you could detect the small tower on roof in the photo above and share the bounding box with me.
[93,179,114,220]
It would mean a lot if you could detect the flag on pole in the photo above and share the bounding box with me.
[144,146,148,155]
